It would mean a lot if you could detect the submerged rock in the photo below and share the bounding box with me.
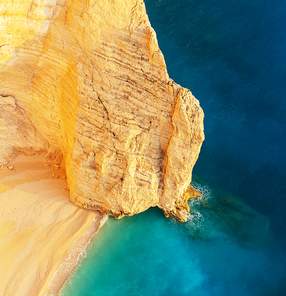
[0,0,204,220]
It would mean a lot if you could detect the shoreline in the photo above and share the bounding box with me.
[0,155,107,296]
[46,214,108,296]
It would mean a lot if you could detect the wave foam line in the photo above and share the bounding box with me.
[45,214,108,296]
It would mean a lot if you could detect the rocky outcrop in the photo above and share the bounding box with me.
[0,0,204,221]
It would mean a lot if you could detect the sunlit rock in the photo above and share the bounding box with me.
[0,0,204,220]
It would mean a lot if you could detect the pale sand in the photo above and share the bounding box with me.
[0,155,107,296]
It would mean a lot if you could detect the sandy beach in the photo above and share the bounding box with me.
[0,155,107,296]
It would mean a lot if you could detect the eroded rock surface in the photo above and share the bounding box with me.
[0,0,204,221]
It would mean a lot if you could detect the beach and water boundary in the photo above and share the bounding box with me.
[46,215,108,296]
[0,155,107,296]
[60,0,286,295]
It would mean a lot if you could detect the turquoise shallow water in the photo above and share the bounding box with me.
[61,0,286,294]
[60,178,285,296]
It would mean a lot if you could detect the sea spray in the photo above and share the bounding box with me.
[60,0,286,293]
[60,179,282,296]
[188,177,273,246]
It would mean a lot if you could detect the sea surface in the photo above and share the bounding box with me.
[60,0,286,295]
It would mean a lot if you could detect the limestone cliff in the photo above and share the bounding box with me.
[0,0,204,221]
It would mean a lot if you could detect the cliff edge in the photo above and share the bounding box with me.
[0,0,204,221]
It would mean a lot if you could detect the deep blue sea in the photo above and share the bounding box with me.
[60,0,286,295]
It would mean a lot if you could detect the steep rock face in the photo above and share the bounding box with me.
[0,0,204,221]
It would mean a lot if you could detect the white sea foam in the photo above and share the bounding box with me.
[191,181,212,201]
[188,211,205,227]
[45,215,108,296]
[187,182,212,224]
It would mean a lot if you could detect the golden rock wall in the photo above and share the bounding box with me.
[0,0,204,221]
